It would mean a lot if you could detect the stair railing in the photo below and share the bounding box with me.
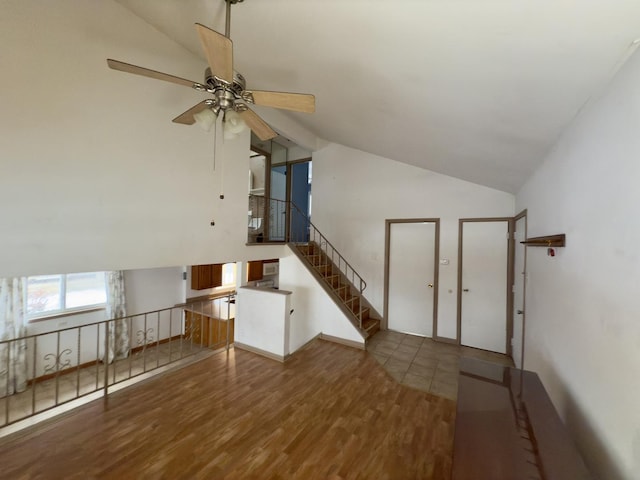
[288,202,367,329]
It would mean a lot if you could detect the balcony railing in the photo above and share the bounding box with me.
[0,294,234,431]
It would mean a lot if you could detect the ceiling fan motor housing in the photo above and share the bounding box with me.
[204,67,247,111]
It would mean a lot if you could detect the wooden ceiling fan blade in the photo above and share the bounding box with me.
[107,59,200,88]
[239,109,277,141]
[248,91,315,113]
[172,101,211,125]
[195,23,233,83]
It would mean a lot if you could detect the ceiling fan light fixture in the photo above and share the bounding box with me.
[224,109,247,136]
[193,107,217,132]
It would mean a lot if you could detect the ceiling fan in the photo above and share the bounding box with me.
[106,0,315,141]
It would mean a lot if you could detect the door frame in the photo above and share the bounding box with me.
[383,218,440,338]
[250,144,272,240]
[285,158,312,242]
[457,217,515,355]
[513,209,528,368]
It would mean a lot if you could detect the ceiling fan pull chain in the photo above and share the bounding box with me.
[215,112,225,198]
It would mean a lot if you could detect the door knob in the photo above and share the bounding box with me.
[517,309,524,315]
[463,289,469,292]
[428,283,433,288]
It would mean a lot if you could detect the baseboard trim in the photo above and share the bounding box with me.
[320,333,365,350]
[233,342,287,363]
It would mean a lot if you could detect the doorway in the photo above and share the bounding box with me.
[384,219,440,337]
[458,218,512,354]
[287,160,311,243]
[512,210,527,368]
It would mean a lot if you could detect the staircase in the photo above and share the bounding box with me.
[293,242,381,340]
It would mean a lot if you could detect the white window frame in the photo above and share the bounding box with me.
[26,272,108,321]
[221,263,237,287]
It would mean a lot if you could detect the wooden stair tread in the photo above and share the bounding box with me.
[295,241,380,338]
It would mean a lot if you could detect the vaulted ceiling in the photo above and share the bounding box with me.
[115,0,640,193]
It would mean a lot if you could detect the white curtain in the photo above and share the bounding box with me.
[105,271,129,363]
[0,278,28,397]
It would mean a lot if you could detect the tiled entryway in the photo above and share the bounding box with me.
[367,330,514,400]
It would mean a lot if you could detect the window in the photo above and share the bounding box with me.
[221,263,237,287]
[26,272,107,320]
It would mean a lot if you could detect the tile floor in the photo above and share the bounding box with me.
[367,330,514,400]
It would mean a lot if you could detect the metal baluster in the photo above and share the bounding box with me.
[76,328,81,398]
[95,324,100,390]
[5,340,10,424]
[143,314,148,372]
[168,308,173,363]
[156,311,160,369]
[180,309,185,359]
[226,294,231,351]
[128,316,133,379]
[103,321,109,397]
[54,331,60,406]
[217,299,222,349]
[31,336,37,416]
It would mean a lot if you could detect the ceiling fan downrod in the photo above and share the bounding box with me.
[224,0,244,39]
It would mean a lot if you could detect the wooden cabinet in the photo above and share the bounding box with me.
[184,310,234,347]
[247,261,263,282]
[247,259,279,282]
[191,264,223,290]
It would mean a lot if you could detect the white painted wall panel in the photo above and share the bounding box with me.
[312,144,514,340]
[0,0,286,278]
[235,287,291,358]
[516,49,640,480]
[278,246,364,352]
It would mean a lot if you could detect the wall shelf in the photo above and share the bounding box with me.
[520,234,565,247]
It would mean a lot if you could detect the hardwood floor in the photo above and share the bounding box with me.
[0,339,455,479]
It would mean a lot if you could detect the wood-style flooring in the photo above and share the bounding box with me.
[0,339,455,479]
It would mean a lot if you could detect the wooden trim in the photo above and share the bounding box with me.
[233,342,287,363]
[383,218,440,338]
[506,219,515,357]
[514,211,528,369]
[456,220,463,345]
[130,334,183,354]
[514,208,528,222]
[458,216,514,223]
[286,156,312,165]
[433,220,441,339]
[521,233,565,247]
[319,333,365,350]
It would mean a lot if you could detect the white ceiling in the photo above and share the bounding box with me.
[115,0,640,193]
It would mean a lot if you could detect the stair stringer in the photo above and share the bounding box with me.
[279,245,365,352]
[285,244,380,338]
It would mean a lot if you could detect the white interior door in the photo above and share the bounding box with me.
[460,221,509,353]
[388,222,436,337]
[512,216,526,368]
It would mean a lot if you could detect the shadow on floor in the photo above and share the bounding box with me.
[367,330,514,400]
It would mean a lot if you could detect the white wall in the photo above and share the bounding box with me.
[516,49,640,480]
[235,287,291,358]
[125,267,185,315]
[125,267,186,347]
[312,143,514,340]
[0,0,286,279]
[279,246,364,352]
